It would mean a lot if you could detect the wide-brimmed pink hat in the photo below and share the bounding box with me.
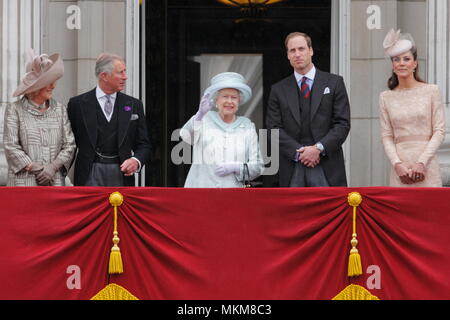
[13,49,64,97]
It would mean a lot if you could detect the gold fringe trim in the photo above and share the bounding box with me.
[347,192,363,277]
[332,284,379,300]
[91,283,139,300]
[109,192,124,274]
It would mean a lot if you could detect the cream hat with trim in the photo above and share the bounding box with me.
[13,49,64,97]
[383,29,415,58]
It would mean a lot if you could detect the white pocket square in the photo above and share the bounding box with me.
[131,114,139,121]
[323,87,330,94]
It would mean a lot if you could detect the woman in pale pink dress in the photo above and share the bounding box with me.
[379,29,446,187]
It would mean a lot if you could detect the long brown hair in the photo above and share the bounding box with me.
[387,46,426,90]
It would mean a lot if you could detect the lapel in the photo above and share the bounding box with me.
[116,92,133,148]
[284,74,301,126]
[81,88,99,149]
[310,69,329,120]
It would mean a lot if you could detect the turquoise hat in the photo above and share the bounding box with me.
[204,72,252,106]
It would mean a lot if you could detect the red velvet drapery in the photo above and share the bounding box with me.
[0,187,449,299]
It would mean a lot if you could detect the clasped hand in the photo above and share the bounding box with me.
[297,146,321,168]
[120,158,139,176]
[26,162,58,186]
[394,162,425,184]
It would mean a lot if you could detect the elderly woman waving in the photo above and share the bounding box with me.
[181,72,265,188]
[3,50,75,186]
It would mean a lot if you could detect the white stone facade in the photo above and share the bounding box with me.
[347,0,450,186]
[0,0,141,185]
[1,0,449,186]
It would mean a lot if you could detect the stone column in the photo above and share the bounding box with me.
[427,0,450,186]
[42,0,127,103]
[349,0,399,187]
[0,0,41,185]
[331,0,352,184]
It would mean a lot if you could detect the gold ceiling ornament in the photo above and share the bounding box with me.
[217,0,285,17]
[108,192,124,274]
[332,284,379,300]
[347,192,363,277]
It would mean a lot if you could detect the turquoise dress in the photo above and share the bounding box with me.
[180,111,264,188]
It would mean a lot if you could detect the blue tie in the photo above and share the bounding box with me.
[300,77,310,99]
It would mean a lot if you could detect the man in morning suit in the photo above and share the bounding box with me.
[266,32,350,187]
[67,53,151,186]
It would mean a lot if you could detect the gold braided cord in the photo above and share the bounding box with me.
[108,192,124,274]
[91,283,139,300]
[347,192,363,277]
[114,206,118,233]
[332,284,379,300]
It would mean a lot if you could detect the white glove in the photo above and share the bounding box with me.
[194,93,212,121]
[215,163,241,177]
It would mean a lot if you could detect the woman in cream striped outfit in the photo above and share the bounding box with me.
[3,50,75,186]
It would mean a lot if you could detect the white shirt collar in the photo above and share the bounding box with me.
[96,85,117,100]
[294,65,316,83]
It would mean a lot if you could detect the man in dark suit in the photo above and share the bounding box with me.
[68,53,151,186]
[266,32,350,187]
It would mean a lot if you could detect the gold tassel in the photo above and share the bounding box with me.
[108,192,124,274]
[348,242,362,277]
[347,192,363,277]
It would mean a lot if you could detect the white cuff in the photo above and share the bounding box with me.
[132,157,142,172]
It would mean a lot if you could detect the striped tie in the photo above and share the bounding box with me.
[105,95,113,117]
[300,77,310,99]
